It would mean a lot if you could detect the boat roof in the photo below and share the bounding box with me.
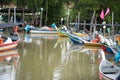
[0,23,22,28]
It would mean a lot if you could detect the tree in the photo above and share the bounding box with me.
[41,0,65,26]
[0,0,13,7]
[70,0,99,23]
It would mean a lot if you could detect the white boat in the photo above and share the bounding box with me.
[29,26,58,34]
[30,29,58,34]
[99,50,120,80]
[30,33,58,37]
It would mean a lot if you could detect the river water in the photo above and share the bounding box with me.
[0,33,110,80]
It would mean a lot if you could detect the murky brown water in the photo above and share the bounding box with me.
[0,33,109,80]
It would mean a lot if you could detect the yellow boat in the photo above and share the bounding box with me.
[57,30,67,37]
[74,32,88,37]
[84,42,102,47]
[54,26,67,37]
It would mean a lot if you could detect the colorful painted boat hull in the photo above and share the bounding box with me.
[30,30,58,34]
[66,31,84,44]
[0,40,19,51]
[0,32,20,51]
[84,42,102,47]
[57,30,67,37]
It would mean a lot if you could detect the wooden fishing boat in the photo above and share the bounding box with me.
[0,23,20,51]
[99,35,117,53]
[53,25,67,37]
[57,30,67,37]
[30,33,58,37]
[66,31,85,44]
[99,50,120,80]
[84,41,102,47]
[30,29,58,34]
[29,26,58,34]
[80,35,102,47]
[63,25,102,47]
[66,30,102,47]
[74,32,88,37]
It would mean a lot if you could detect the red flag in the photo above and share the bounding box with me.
[105,7,110,16]
[100,9,104,19]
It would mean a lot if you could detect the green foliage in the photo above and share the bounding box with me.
[16,0,27,8]
[71,0,99,23]
[0,0,12,6]
[1,0,120,25]
[46,0,64,25]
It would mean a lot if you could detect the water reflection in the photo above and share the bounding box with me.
[52,43,100,80]
[0,49,20,80]
[24,34,32,43]
[17,33,107,80]
[30,34,58,39]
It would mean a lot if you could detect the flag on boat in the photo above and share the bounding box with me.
[105,7,110,16]
[100,9,104,19]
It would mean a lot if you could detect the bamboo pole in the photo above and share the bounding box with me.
[90,10,96,35]
[83,20,86,31]
[93,20,97,39]
[77,12,80,32]
[8,8,10,23]
[111,12,114,41]
[22,9,24,22]
[45,0,48,26]
[14,7,16,23]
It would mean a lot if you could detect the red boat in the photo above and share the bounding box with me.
[0,23,20,51]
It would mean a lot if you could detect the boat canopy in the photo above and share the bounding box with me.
[0,23,22,29]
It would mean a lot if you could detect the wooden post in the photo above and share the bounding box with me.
[93,20,97,39]
[90,10,96,35]
[83,20,86,31]
[45,0,48,26]
[111,12,114,41]
[22,9,25,22]
[40,8,43,27]
[14,7,16,23]
[77,12,80,32]
[8,8,10,23]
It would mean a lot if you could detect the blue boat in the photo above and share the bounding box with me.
[66,31,84,44]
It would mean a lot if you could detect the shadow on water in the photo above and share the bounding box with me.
[10,33,112,80]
